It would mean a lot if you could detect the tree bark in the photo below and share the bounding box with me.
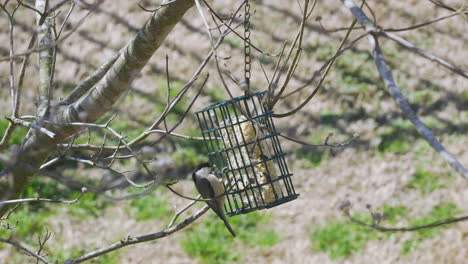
[0,0,195,217]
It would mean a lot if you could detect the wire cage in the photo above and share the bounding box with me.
[196,91,299,216]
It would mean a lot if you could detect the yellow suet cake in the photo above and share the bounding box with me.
[220,115,283,206]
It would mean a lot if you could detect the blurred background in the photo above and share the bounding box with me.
[0,0,467,263]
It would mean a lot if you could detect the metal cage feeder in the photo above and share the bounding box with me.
[196,91,299,216]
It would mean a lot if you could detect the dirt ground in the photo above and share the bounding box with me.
[0,0,467,263]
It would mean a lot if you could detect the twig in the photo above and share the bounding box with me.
[281,31,368,98]
[0,4,32,149]
[268,0,310,108]
[0,238,52,264]
[382,31,468,78]
[279,132,359,147]
[36,227,52,264]
[272,18,359,117]
[55,7,242,153]
[56,2,76,39]
[0,187,87,205]
[341,201,468,232]
[64,206,209,264]
[202,0,279,57]
[5,117,56,138]
[384,12,461,32]
[167,196,199,228]
[0,204,20,229]
[0,1,101,62]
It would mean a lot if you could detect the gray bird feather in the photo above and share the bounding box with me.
[192,163,236,237]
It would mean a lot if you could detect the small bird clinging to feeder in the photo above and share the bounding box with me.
[192,163,236,237]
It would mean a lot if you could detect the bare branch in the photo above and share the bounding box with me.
[384,12,461,32]
[341,201,468,232]
[5,117,56,138]
[36,228,52,264]
[279,132,359,148]
[268,0,310,108]
[0,204,20,229]
[64,206,209,264]
[0,1,100,62]
[36,0,54,115]
[0,5,35,149]
[382,31,468,78]
[167,197,199,228]
[369,35,468,179]
[0,187,87,205]
[272,18,359,118]
[340,0,468,179]
[281,31,368,98]
[0,238,52,264]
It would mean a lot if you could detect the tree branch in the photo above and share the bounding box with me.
[382,31,468,78]
[36,0,54,116]
[0,238,52,264]
[340,0,468,179]
[64,205,209,264]
[0,187,87,205]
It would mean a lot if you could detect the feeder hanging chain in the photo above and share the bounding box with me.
[244,0,251,94]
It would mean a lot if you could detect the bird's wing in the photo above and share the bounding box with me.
[197,176,226,219]
[196,175,236,237]
[196,177,215,199]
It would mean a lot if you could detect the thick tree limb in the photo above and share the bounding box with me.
[62,52,120,105]
[0,0,196,218]
[341,0,468,179]
[370,36,468,179]
[36,0,54,116]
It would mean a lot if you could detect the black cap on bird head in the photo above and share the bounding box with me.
[192,162,211,180]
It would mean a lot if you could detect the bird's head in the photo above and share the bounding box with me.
[192,162,212,181]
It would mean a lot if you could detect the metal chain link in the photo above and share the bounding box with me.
[243,0,251,95]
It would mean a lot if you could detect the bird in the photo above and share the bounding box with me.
[192,162,236,237]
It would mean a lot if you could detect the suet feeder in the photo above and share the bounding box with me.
[196,91,299,216]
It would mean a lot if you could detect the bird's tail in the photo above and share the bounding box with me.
[210,202,236,237]
[222,216,236,237]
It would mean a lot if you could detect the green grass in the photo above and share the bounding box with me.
[309,205,407,259]
[411,90,434,105]
[310,214,376,259]
[0,178,109,241]
[182,211,280,264]
[377,119,417,154]
[0,207,50,239]
[402,202,459,254]
[127,192,170,221]
[406,169,442,194]
[225,37,241,47]
[206,87,225,102]
[309,202,459,258]
[296,147,324,167]
[380,204,408,224]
